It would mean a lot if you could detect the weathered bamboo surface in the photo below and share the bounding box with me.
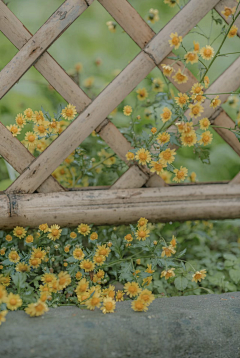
[0,123,64,193]
[1,184,240,228]
[111,166,149,189]
[6,0,220,194]
[0,0,89,99]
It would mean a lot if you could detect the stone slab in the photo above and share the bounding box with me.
[1,292,240,358]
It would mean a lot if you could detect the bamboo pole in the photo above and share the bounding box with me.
[1,184,240,228]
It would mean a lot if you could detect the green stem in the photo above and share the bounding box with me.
[201,11,240,82]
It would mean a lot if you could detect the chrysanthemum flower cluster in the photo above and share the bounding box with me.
[0,218,207,325]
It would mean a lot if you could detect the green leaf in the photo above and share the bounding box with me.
[11,272,27,288]
[223,253,237,261]
[174,276,188,291]
[229,268,240,284]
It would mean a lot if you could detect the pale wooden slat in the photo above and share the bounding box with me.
[0,0,89,99]
[0,123,64,193]
[7,0,219,194]
[1,184,240,228]
[230,172,240,183]
[111,166,148,189]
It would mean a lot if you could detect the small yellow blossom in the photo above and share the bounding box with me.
[199,117,210,130]
[161,268,175,279]
[157,132,170,145]
[192,269,207,282]
[221,6,236,18]
[164,0,179,7]
[159,148,176,165]
[106,21,117,33]
[80,259,95,272]
[132,299,148,312]
[25,300,48,317]
[188,103,204,118]
[24,108,34,120]
[200,45,214,60]
[150,161,166,176]
[161,245,176,257]
[6,293,22,311]
[124,282,141,298]
[193,41,200,53]
[135,148,151,165]
[61,104,77,121]
[152,78,164,92]
[0,310,8,325]
[126,151,135,161]
[210,95,221,109]
[48,225,62,241]
[78,223,91,236]
[184,51,198,64]
[228,25,238,38]
[181,131,197,147]
[39,224,49,233]
[169,32,182,49]
[161,64,175,77]
[204,76,210,88]
[136,88,148,101]
[175,93,189,108]
[173,166,188,182]
[13,226,27,239]
[123,105,132,116]
[198,131,213,146]
[73,248,85,261]
[101,297,116,314]
[8,251,20,263]
[161,107,172,123]
[135,228,150,241]
[139,289,155,305]
[147,8,159,24]
[173,69,188,84]
[190,172,197,183]
[5,235,12,242]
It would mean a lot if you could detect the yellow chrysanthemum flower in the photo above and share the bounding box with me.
[58,271,71,290]
[164,0,179,8]
[116,290,124,302]
[0,275,11,287]
[13,226,27,239]
[48,119,60,133]
[160,170,172,183]
[139,289,155,305]
[136,88,148,101]
[75,278,89,295]
[24,108,34,120]
[170,235,177,248]
[159,148,176,165]
[200,45,214,60]
[161,268,175,279]
[188,103,204,118]
[228,25,238,38]
[123,105,132,116]
[221,6,236,18]
[31,247,46,261]
[15,114,26,128]
[193,41,200,53]
[161,107,172,123]
[39,223,49,233]
[161,64,175,77]
[204,76,210,88]
[198,131,213,146]
[181,131,197,147]
[210,95,221,109]
[173,166,188,182]
[190,172,197,183]
[132,299,148,312]
[0,310,8,326]
[199,117,210,130]
[96,244,111,257]
[33,122,49,137]
[152,78,164,92]
[32,111,45,124]
[191,83,204,95]
[61,104,77,121]
[147,8,159,24]
[0,285,7,304]
[16,262,30,273]
[135,148,151,165]
[138,217,148,228]
[41,273,57,285]
[8,251,20,263]
[77,223,91,236]
[135,228,150,241]
[157,132,170,145]
[7,124,21,137]
[25,131,38,148]
[184,51,198,64]
[86,292,102,310]
[93,255,106,266]
[106,21,117,33]
[124,282,141,298]
[90,232,98,241]
[192,269,207,282]
[80,259,95,272]
[25,300,48,317]
[161,245,176,257]
[48,225,62,241]
[173,69,188,84]
[5,235,12,242]
[101,297,116,314]
[6,293,22,311]
[169,32,182,49]
[73,248,85,260]
[175,93,189,108]
[124,234,133,242]
[29,258,41,269]
[150,161,166,175]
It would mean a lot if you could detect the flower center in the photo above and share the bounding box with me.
[10,298,17,305]
[172,37,179,45]
[52,229,59,236]
[139,153,147,160]
[177,171,184,179]
[105,302,113,310]
[66,109,73,117]
[28,135,35,142]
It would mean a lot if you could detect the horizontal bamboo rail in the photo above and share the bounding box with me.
[0,184,240,229]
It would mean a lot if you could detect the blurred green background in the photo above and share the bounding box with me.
[1,0,240,190]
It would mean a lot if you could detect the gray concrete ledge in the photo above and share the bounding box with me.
[1,292,240,358]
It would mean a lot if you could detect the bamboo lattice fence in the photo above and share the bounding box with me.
[0,0,240,228]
